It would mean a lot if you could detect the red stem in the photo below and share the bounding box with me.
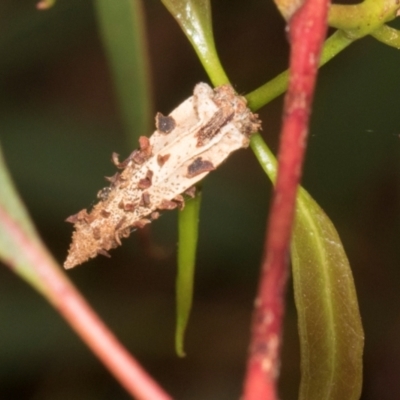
[243,1,329,399]
[0,207,172,400]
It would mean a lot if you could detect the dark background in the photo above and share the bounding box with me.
[0,1,399,399]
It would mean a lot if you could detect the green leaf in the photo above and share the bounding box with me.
[175,193,202,357]
[94,0,152,148]
[292,188,364,400]
[161,0,229,86]
[250,134,364,400]
[161,0,230,355]
[0,143,47,294]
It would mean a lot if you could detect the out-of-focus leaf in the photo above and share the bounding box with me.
[0,144,173,400]
[0,143,47,294]
[175,193,202,357]
[0,145,40,246]
[250,134,364,400]
[292,189,364,400]
[161,0,229,86]
[94,0,152,147]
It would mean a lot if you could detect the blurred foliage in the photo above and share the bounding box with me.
[94,0,153,147]
[0,1,399,399]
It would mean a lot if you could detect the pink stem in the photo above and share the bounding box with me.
[243,1,329,399]
[0,206,172,400]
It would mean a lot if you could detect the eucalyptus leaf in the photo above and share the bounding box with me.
[0,145,39,246]
[176,193,202,357]
[161,0,228,86]
[250,134,364,400]
[160,0,229,356]
[292,188,364,400]
[0,144,47,294]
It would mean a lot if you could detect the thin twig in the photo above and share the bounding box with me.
[243,1,330,399]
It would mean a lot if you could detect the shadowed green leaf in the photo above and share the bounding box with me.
[94,0,152,148]
[0,144,47,294]
[250,134,364,400]
[176,193,202,357]
[292,188,364,400]
[161,0,229,86]
[161,0,230,355]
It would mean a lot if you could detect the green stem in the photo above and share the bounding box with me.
[245,30,354,111]
[371,24,400,49]
[188,28,230,85]
[160,0,229,87]
[328,0,399,35]
[250,133,277,182]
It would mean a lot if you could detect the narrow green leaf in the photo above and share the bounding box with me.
[161,0,229,354]
[250,134,364,400]
[0,143,47,294]
[161,0,229,86]
[292,189,364,400]
[0,145,40,246]
[94,0,152,147]
[176,193,202,357]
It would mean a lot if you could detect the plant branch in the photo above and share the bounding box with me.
[0,206,172,400]
[247,0,400,112]
[371,24,400,49]
[328,0,400,38]
[243,0,329,399]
